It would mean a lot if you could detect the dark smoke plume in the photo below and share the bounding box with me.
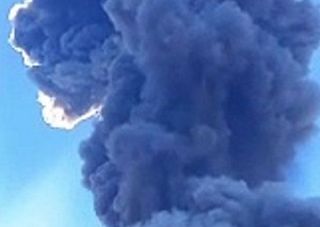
[10,0,320,226]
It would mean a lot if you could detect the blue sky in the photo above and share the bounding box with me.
[1,0,320,227]
[0,0,101,226]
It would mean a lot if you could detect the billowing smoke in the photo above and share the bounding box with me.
[10,0,320,226]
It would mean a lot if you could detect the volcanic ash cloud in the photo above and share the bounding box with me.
[10,0,320,226]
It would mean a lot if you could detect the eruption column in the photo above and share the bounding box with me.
[10,0,320,226]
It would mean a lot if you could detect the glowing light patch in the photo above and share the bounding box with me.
[37,91,101,130]
[0,160,69,227]
[0,156,102,227]
[8,0,40,67]
[8,0,33,21]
